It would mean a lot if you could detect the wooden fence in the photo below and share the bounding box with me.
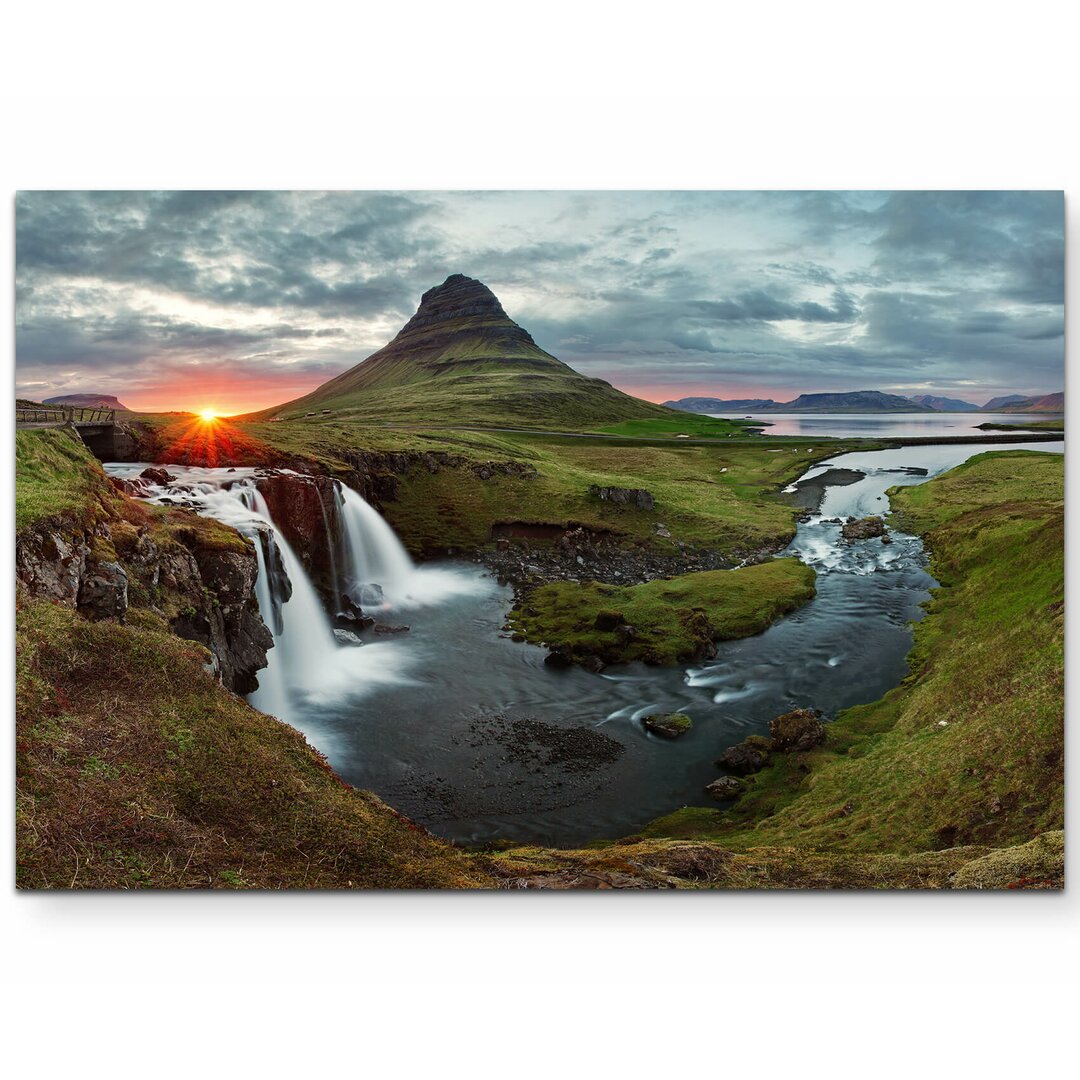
[16,406,117,425]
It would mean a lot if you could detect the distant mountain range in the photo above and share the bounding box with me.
[665,389,1064,415]
[993,392,1064,413]
[665,390,933,414]
[44,393,128,410]
[909,394,980,412]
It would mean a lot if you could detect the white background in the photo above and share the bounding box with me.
[2,2,1077,1076]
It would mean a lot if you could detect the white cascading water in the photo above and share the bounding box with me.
[101,464,483,724]
[338,485,415,603]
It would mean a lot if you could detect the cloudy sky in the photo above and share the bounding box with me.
[15,190,1063,413]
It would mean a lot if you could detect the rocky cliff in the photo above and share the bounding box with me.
[16,431,272,693]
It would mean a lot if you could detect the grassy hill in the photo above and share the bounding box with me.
[257,275,675,429]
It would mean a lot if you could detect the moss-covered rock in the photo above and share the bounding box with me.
[642,713,693,739]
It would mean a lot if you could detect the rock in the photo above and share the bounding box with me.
[139,467,176,485]
[15,524,88,605]
[717,734,772,775]
[255,471,343,592]
[335,610,375,631]
[77,561,129,621]
[642,712,693,739]
[373,623,410,635]
[841,515,887,540]
[587,484,655,510]
[706,776,745,801]
[333,628,363,646]
[593,609,626,631]
[495,538,511,551]
[654,522,672,538]
[544,645,573,668]
[768,708,827,751]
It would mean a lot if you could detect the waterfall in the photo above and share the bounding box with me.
[338,485,415,604]
[101,462,483,724]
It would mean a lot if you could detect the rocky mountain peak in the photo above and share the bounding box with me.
[399,274,513,336]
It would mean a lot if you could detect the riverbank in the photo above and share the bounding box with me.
[643,450,1064,861]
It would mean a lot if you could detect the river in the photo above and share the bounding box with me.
[104,436,1062,848]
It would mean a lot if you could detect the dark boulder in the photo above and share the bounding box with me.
[77,561,129,621]
[593,609,626,631]
[717,734,772,775]
[768,708,827,752]
[706,776,745,801]
[139,467,176,485]
[642,712,693,739]
[544,645,573,668]
[841,515,887,540]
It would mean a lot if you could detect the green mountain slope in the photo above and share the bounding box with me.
[259,275,674,429]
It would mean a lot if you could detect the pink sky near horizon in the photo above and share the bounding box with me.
[120,370,799,416]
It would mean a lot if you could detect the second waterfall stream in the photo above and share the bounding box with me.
[102,464,484,723]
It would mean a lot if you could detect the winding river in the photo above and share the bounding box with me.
[105,436,1062,847]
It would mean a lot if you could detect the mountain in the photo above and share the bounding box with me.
[759,391,933,413]
[664,397,779,412]
[982,394,1031,411]
[44,393,128,410]
[909,394,980,412]
[995,392,1064,413]
[664,390,932,414]
[261,275,673,428]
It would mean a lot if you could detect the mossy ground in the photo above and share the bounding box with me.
[15,597,486,889]
[641,451,1064,859]
[509,559,816,665]
[15,428,119,532]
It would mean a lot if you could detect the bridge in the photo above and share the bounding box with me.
[16,405,134,459]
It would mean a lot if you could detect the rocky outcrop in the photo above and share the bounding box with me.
[841,515,887,540]
[717,734,773,775]
[642,713,693,739]
[76,561,129,620]
[16,511,271,695]
[587,485,655,510]
[768,708,827,751]
[255,471,343,594]
[336,448,538,508]
[715,709,830,781]
[706,776,745,801]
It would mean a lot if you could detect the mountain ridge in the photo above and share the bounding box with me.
[666,390,933,414]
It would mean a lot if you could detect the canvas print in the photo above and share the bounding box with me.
[14,191,1064,889]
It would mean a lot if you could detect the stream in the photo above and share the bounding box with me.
[104,439,1062,847]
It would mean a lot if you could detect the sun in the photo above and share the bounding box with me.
[198,408,219,423]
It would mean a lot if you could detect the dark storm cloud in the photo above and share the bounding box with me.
[15,190,1065,405]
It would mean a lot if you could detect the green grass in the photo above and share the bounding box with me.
[641,450,1064,855]
[510,559,816,665]
[594,416,766,439]
[976,419,1064,432]
[15,428,116,532]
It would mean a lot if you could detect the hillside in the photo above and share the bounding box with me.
[770,391,932,412]
[909,394,979,411]
[663,397,779,412]
[259,275,674,429]
[44,393,128,410]
[665,391,933,414]
[996,391,1064,413]
[982,394,1032,410]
